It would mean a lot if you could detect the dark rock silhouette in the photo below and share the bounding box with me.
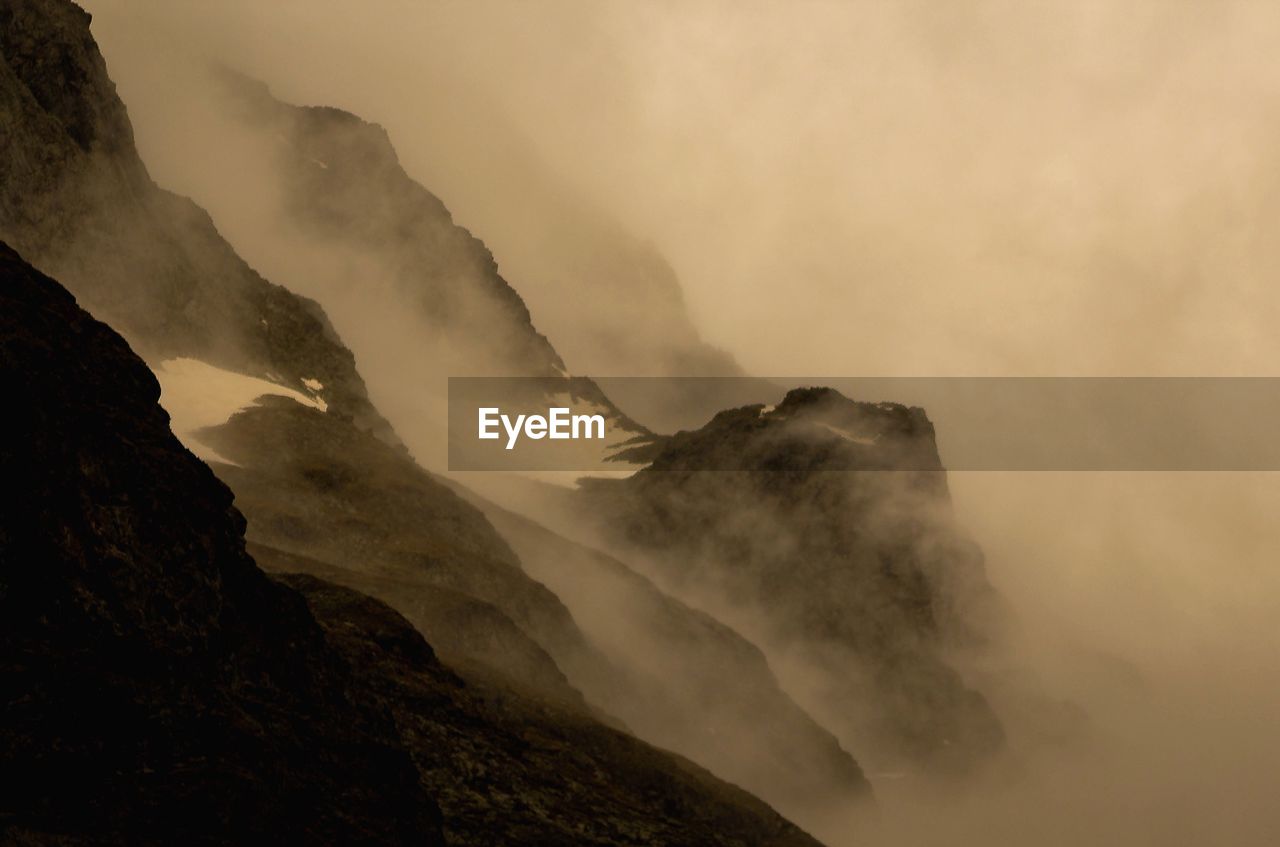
[0,241,442,845]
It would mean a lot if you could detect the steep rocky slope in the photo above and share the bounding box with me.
[0,241,825,847]
[0,241,442,846]
[576,388,1009,775]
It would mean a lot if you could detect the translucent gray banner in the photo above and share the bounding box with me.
[448,377,1280,471]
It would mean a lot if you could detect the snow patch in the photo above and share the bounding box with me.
[758,404,776,417]
[301,377,325,392]
[155,358,327,465]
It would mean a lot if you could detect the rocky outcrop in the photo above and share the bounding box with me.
[0,240,825,847]
[578,387,1008,774]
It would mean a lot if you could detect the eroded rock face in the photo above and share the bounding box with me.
[0,241,443,845]
[580,387,1008,774]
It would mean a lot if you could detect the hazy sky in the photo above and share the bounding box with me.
[86,0,1280,378]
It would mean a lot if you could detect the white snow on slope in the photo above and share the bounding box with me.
[155,357,327,465]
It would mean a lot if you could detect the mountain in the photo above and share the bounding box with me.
[0,2,874,837]
[0,240,825,846]
[573,388,1009,775]
[162,34,1002,782]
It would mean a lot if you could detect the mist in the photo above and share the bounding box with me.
[78,1,1280,844]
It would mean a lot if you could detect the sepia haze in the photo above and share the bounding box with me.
[77,2,1280,845]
